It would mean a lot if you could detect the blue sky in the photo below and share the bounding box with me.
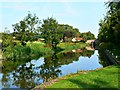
[0,0,108,37]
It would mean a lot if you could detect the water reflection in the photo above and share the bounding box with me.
[98,50,111,67]
[1,48,109,88]
[39,52,62,82]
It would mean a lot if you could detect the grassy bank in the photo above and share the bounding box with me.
[34,65,119,89]
[2,42,88,73]
[27,42,88,54]
[57,42,88,52]
[27,42,53,57]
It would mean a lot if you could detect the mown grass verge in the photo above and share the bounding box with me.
[34,65,119,89]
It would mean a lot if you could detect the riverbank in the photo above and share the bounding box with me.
[27,42,89,57]
[29,42,88,52]
[33,65,119,89]
[2,42,89,73]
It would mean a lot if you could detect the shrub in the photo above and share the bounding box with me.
[99,42,114,50]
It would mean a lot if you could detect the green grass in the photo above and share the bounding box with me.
[27,42,53,57]
[3,41,87,62]
[27,42,88,55]
[36,65,119,89]
[57,42,88,52]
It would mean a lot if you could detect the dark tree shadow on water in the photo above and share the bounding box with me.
[52,46,64,53]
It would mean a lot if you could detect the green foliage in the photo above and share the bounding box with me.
[41,17,61,50]
[80,31,95,41]
[58,24,80,42]
[2,46,95,88]
[57,42,88,52]
[0,33,2,40]
[2,43,31,60]
[98,0,120,47]
[99,42,114,50]
[99,42,120,63]
[28,42,52,56]
[2,33,16,52]
[111,49,120,61]
[2,42,88,74]
[98,0,120,64]
[12,12,41,46]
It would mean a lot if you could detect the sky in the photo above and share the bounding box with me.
[0,0,109,37]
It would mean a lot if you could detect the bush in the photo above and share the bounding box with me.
[99,42,114,50]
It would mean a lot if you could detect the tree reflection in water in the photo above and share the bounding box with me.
[39,52,62,82]
[2,57,42,88]
[98,50,111,67]
[1,49,96,88]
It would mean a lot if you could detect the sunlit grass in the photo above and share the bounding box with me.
[27,42,53,57]
[57,42,88,52]
[37,65,119,88]
[27,42,88,54]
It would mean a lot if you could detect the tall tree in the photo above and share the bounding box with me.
[81,31,95,41]
[41,17,61,49]
[98,0,120,47]
[58,24,80,42]
[12,12,41,46]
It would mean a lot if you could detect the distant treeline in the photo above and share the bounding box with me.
[1,12,95,50]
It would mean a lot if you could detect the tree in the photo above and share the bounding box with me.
[12,12,41,46]
[81,31,95,41]
[2,28,15,52]
[98,0,120,47]
[41,17,61,49]
[58,24,80,42]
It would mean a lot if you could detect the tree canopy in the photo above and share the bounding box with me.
[98,0,120,47]
[57,24,80,42]
[2,12,96,50]
[40,17,61,49]
[81,31,95,41]
[12,12,41,46]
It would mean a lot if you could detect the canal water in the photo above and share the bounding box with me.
[0,49,109,89]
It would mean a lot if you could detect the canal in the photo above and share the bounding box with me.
[0,48,110,89]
